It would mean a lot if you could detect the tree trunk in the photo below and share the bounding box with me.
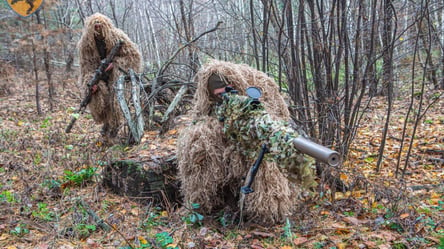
[376,0,395,172]
[380,0,394,97]
[31,39,41,115]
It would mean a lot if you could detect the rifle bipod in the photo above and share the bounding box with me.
[241,143,269,194]
[238,143,268,226]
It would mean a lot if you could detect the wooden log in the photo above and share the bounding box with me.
[129,69,144,142]
[116,75,140,143]
[101,156,180,209]
[160,84,188,134]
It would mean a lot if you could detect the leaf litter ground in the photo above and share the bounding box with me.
[0,72,442,249]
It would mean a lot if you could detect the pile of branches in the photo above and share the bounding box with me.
[119,21,223,142]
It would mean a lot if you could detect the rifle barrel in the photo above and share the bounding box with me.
[65,116,77,133]
[292,136,340,166]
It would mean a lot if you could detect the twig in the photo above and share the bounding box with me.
[408,184,443,191]
[157,21,223,76]
[102,219,135,249]
[76,199,111,232]
[147,21,223,128]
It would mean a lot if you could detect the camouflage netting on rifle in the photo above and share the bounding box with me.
[216,93,316,187]
[77,13,142,138]
[177,60,316,225]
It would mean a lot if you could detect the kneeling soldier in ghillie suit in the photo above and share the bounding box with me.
[177,60,318,225]
[77,13,142,140]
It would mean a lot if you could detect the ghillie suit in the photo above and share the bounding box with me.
[177,60,317,225]
[77,13,142,140]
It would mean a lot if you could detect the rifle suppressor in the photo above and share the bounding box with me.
[292,136,340,166]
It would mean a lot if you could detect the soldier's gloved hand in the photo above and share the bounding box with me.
[105,62,114,72]
[91,84,98,94]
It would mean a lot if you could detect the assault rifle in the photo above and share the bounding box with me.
[65,40,123,133]
[216,86,340,194]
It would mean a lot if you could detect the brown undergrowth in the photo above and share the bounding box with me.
[0,66,442,249]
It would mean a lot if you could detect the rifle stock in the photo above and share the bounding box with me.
[65,40,123,133]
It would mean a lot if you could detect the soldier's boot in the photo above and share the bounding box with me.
[100,124,109,136]
[108,127,118,138]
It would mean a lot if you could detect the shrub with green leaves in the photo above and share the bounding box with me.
[32,202,56,221]
[0,190,17,203]
[75,224,96,239]
[155,232,178,249]
[10,223,29,237]
[182,203,204,226]
[143,207,167,230]
[63,166,97,186]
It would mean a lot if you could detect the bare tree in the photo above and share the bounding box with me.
[0,0,441,173]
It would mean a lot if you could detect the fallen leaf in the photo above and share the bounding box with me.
[369,230,398,242]
[378,244,391,249]
[167,129,177,135]
[335,192,345,199]
[131,207,139,216]
[429,198,440,205]
[147,131,158,135]
[320,210,330,215]
[399,213,409,219]
[36,244,50,249]
[364,241,377,248]
[426,236,441,243]
[280,246,293,249]
[337,242,347,249]
[331,223,352,234]
[342,216,368,226]
[0,233,9,241]
[251,245,264,249]
[293,237,308,245]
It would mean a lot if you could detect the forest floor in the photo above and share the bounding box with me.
[0,69,443,249]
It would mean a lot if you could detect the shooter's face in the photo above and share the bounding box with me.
[207,74,229,102]
[93,22,104,39]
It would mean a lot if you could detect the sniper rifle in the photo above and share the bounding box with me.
[217,86,341,194]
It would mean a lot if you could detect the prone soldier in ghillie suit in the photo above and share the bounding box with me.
[177,60,318,225]
[77,13,142,141]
